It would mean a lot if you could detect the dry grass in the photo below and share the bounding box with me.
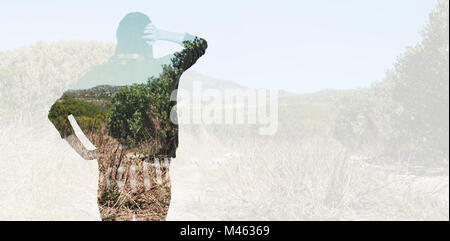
[83,130,172,221]
[169,130,449,220]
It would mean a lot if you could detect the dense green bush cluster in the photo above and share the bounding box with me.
[107,70,178,151]
[108,84,154,146]
[108,38,207,155]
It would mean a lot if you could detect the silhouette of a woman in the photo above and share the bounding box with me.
[48,12,207,220]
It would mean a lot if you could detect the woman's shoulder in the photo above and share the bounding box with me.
[71,58,167,90]
[157,54,174,67]
[71,65,108,90]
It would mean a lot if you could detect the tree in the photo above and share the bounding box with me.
[334,0,449,164]
[389,0,449,162]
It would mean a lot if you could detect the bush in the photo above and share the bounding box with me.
[108,38,207,155]
[334,1,449,164]
[48,94,106,137]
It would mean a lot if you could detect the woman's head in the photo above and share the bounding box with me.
[115,12,153,59]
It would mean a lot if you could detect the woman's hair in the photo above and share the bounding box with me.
[115,12,153,59]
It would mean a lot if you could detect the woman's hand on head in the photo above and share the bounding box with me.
[145,24,194,45]
[143,23,158,45]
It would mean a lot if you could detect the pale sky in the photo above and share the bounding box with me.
[0,0,437,93]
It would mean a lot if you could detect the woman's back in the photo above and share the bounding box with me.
[47,12,207,220]
[71,54,172,90]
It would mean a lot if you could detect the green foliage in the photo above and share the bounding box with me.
[388,0,449,161]
[48,94,109,137]
[108,84,153,146]
[48,101,73,137]
[334,89,379,151]
[147,65,179,140]
[107,63,180,150]
[108,38,207,153]
[46,37,206,157]
[334,1,449,164]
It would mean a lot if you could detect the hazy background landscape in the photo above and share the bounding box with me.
[0,0,448,220]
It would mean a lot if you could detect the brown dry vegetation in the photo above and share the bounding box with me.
[67,129,172,221]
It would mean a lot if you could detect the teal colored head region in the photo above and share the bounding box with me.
[70,12,172,90]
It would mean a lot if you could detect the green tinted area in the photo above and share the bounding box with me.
[48,38,207,157]
[48,86,114,138]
